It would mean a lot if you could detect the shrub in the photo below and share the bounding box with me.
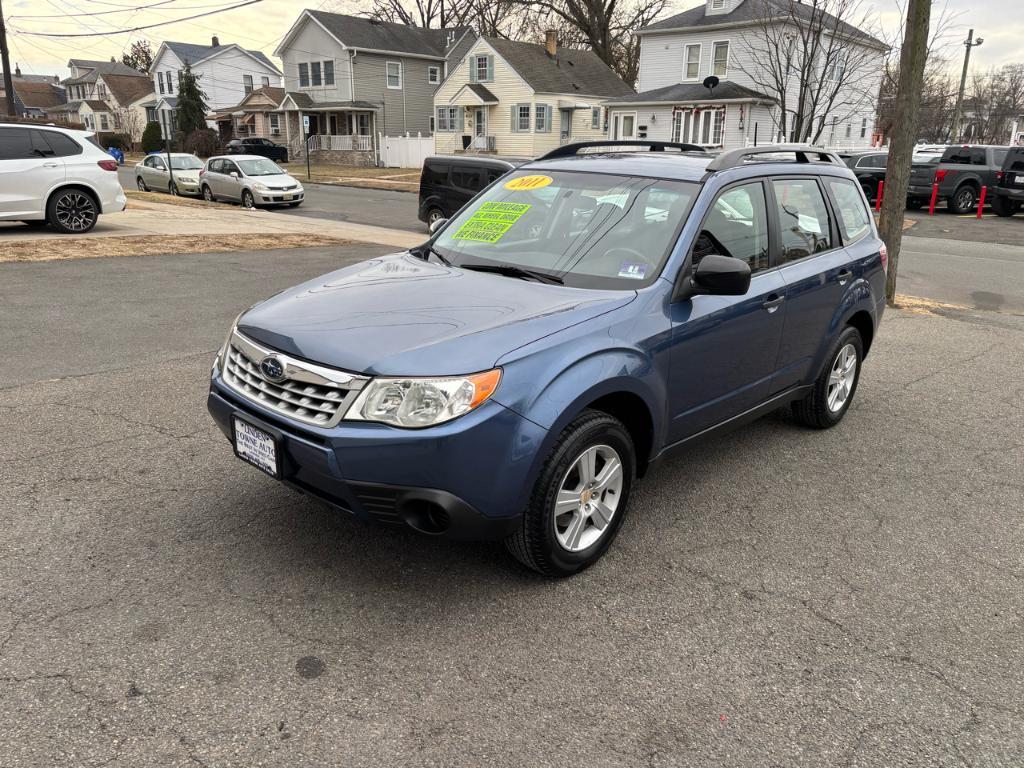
[182,128,220,158]
[140,121,163,153]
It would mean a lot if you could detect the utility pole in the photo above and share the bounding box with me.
[0,0,18,118]
[950,29,983,143]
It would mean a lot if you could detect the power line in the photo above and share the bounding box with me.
[7,1,179,20]
[12,0,263,38]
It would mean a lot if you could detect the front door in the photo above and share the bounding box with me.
[667,180,786,442]
[612,112,636,141]
[474,107,486,148]
[560,109,572,140]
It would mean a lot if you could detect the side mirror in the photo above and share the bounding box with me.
[676,254,751,300]
[428,217,448,235]
[230,171,239,179]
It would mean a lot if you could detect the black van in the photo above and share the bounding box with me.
[992,146,1024,217]
[418,155,529,230]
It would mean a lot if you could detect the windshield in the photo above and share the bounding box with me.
[171,156,204,170]
[431,170,697,289]
[237,158,283,176]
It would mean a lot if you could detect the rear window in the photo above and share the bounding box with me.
[0,127,32,159]
[1006,150,1024,172]
[827,178,871,243]
[422,161,448,187]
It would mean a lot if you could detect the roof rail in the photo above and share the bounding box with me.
[706,144,842,171]
[539,140,708,160]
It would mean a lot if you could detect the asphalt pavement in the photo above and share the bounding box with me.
[2,246,1023,766]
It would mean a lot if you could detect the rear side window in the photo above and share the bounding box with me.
[422,161,447,187]
[38,131,82,157]
[485,166,505,184]
[0,128,33,159]
[857,154,886,169]
[693,182,770,273]
[451,166,482,191]
[941,147,974,164]
[1007,151,1024,172]
[993,149,1008,167]
[971,148,986,165]
[827,178,871,243]
[772,179,833,264]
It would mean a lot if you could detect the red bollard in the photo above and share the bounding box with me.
[875,180,884,212]
[977,185,987,218]
[928,183,939,215]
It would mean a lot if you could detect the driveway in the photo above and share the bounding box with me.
[1,246,1022,766]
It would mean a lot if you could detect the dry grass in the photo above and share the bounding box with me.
[0,233,354,263]
[125,190,222,208]
[893,294,969,315]
[301,164,419,190]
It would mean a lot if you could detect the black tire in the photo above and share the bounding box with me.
[168,181,179,196]
[20,219,48,228]
[46,188,98,234]
[242,190,255,209]
[505,410,635,577]
[948,185,977,215]
[426,207,445,231]
[202,185,215,202]
[287,201,301,208]
[136,176,148,192]
[905,198,925,210]
[792,326,864,429]
[991,194,1016,217]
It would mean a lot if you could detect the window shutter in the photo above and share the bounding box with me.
[511,105,517,132]
[486,55,494,82]
[457,106,465,132]
[469,59,477,83]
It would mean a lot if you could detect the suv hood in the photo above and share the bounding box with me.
[238,253,636,376]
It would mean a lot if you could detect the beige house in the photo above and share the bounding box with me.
[433,33,634,157]
[47,60,154,143]
[208,87,286,142]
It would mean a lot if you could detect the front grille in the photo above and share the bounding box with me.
[278,184,298,191]
[221,330,367,428]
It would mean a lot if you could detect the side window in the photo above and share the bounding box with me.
[485,167,504,184]
[143,156,154,168]
[153,157,166,170]
[451,166,481,191]
[423,162,447,186]
[0,128,33,159]
[693,182,769,273]
[827,178,871,243]
[29,131,55,156]
[209,159,222,173]
[971,148,986,166]
[1007,151,1024,172]
[225,162,240,176]
[993,149,1008,167]
[772,179,833,264]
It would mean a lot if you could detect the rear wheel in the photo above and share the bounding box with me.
[992,194,1018,217]
[136,176,148,192]
[792,326,864,429]
[505,410,635,576]
[47,189,98,234]
[948,185,977,214]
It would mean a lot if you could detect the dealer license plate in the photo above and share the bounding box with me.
[233,417,279,478]
[283,194,293,201]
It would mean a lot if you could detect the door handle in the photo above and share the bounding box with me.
[837,269,853,285]
[42,162,60,168]
[762,294,785,312]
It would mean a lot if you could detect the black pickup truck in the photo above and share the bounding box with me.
[908,144,1010,214]
[992,146,1024,217]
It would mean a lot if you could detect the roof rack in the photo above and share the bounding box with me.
[539,140,708,160]
[705,144,842,171]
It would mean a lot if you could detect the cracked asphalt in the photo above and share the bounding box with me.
[2,245,1023,767]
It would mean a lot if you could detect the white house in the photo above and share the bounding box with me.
[604,0,887,150]
[150,36,284,137]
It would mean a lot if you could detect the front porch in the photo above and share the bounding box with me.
[279,97,380,166]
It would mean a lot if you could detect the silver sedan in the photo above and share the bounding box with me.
[200,155,304,208]
[135,153,205,197]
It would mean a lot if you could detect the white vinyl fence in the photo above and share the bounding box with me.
[379,132,435,168]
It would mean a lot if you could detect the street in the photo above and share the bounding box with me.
[2,240,1023,766]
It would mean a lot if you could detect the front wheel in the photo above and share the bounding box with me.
[169,181,179,196]
[242,190,255,209]
[948,185,977,214]
[505,410,635,576]
[287,201,301,208]
[792,326,864,429]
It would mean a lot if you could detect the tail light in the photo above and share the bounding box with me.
[935,169,947,183]
[97,159,118,171]
[995,171,1004,183]
[879,242,888,274]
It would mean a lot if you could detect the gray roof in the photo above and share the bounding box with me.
[485,37,634,97]
[307,11,471,59]
[282,92,379,111]
[64,59,146,84]
[157,97,178,108]
[164,41,281,73]
[464,83,498,103]
[641,0,885,48]
[605,81,774,104]
[46,100,83,113]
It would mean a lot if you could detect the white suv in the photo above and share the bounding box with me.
[0,123,127,234]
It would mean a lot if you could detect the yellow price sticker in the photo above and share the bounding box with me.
[504,174,553,191]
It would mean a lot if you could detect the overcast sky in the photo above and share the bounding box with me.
[2,0,1016,79]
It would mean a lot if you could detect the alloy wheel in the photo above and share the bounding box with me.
[827,343,858,413]
[202,186,213,201]
[54,192,96,233]
[243,191,254,208]
[956,188,976,211]
[136,177,147,191]
[553,444,624,552]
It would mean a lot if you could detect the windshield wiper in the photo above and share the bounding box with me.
[460,262,563,285]
[415,244,452,266]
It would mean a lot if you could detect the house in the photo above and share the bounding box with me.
[46,58,153,141]
[207,86,286,141]
[150,36,283,138]
[433,32,634,156]
[604,0,886,150]
[0,66,66,117]
[274,10,474,163]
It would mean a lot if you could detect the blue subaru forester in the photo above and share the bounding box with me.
[208,143,887,576]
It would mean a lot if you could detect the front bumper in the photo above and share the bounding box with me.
[207,368,543,539]
[255,190,303,205]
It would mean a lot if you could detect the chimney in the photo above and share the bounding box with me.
[545,30,558,58]
[212,35,220,47]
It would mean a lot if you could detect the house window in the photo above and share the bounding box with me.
[475,55,489,82]
[323,61,334,86]
[157,72,165,95]
[311,62,322,87]
[860,117,868,138]
[166,72,174,94]
[845,122,852,139]
[97,83,107,99]
[711,0,726,8]
[386,62,402,89]
[712,41,729,77]
[514,104,531,132]
[672,107,725,147]
[269,113,280,133]
[829,51,846,82]
[261,76,270,88]
[591,107,601,130]
[146,107,157,122]
[536,104,551,132]
[683,44,701,80]
[243,75,253,93]
[428,66,440,84]
[99,113,109,130]
[298,63,309,88]
[436,106,459,131]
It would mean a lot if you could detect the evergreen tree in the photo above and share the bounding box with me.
[140,121,163,153]
[175,63,208,136]
[121,40,154,73]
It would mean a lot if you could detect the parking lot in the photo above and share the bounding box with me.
[2,231,1023,765]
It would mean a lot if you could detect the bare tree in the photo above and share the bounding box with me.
[112,105,144,146]
[733,0,887,145]
[879,0,931,305]
[963,64,1024,143]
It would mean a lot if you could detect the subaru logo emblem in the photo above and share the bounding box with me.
[259,356,286,383]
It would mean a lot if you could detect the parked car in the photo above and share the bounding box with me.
[991,146,1024,217]
[418,155,529,230]
[839,149,887,201]
[135,153,205,196]
[908,144,1011,214]
[208,142,886,576]
[905,149,945,208]
[225,137,288,163]
[200,155,303,208]
[0,122,125,234]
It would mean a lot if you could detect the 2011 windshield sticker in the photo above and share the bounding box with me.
[452,202,532,243]
[504,175,553,191]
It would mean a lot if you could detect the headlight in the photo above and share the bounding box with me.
[345,369,501,428]
[252,182,269,192]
